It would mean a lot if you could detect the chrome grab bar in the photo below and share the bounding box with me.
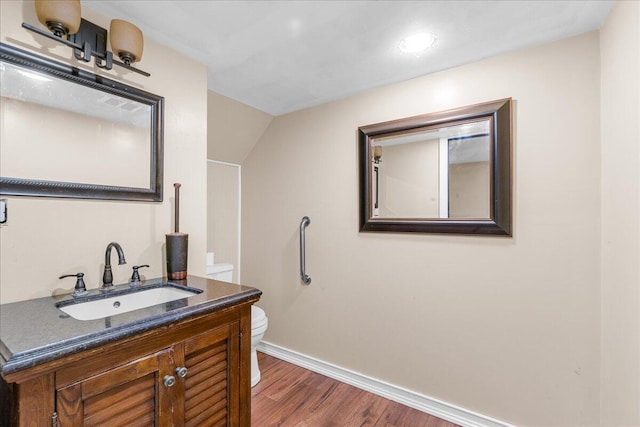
[299,216,311,285]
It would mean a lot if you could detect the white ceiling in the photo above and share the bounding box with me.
[87,0,613,116]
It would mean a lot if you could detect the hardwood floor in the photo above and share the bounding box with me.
[251,352,460,427]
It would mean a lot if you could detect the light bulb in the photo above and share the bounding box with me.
[399,32,437,54]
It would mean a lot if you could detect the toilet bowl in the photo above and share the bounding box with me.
[250,305,268,387]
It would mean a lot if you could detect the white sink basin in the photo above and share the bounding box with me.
[58,286,200,321]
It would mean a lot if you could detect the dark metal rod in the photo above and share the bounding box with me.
[22,22,82,49]
[299,216,311,285]
[374,165,379,209]
[174,183,181,233]
[112,57,151,77]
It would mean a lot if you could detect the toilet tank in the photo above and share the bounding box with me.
[206,263,234,283]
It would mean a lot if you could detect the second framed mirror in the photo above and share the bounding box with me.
[358,98,512,235]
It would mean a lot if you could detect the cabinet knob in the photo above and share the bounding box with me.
[175,366,188,378]
[163,375,176,388]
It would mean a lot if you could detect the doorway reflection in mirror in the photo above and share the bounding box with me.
[370,119,491,220]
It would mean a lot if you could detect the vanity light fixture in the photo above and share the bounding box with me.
[35,0,81,37]
[373,145,382,164]
[110,19,144,66]
[23,0,149,76]
[399,32,437,54]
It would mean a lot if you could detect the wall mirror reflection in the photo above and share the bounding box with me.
[359,98,512,235]
[0,43,164,201]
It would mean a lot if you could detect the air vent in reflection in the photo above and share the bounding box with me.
[99,95,143,112]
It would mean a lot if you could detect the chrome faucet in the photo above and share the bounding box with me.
[102,242,126,288]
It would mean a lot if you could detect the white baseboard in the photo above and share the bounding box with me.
[257,341,515,427]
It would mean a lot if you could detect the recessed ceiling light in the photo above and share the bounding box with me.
[399,32,437,54]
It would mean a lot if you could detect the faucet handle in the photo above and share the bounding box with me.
[131,265,150,284]
[59,272,88,297]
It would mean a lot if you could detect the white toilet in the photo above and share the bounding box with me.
[206,263,234,283]
[206,261,268,387]
[250,305,268,387]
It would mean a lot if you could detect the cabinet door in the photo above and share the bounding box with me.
[178,322,240,427]
[56,348,175,426]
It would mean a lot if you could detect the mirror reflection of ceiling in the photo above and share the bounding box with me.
[88,1,611,115]
[448,136,489,165]
[372,120,490,164]
[0,62,150,128]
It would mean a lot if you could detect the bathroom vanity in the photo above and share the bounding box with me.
[0,275,261,426]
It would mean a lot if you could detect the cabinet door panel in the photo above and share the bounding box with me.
[56,349,174,426]
[182,322,240,427]
[84,374,156,426]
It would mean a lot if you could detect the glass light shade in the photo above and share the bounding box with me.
[110,19,144,64]
[35,0,81,36]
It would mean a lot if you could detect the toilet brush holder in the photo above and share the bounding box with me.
[166,182,188,280]
[166,232,188,280]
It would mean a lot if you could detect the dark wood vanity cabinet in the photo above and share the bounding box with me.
[1,301,255,426]
[56,348,176,425]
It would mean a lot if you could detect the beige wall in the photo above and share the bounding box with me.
[207,161,240,281]
[242,32,602,426]
[0,0,208,303]
[378,139,440,218]
[206,91,271,280]
[1,99,148,186]
[207,90,273,164]
[600,1,640,425]
[450,161,490,218]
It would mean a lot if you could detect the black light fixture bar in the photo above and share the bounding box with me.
[21,21,150,77]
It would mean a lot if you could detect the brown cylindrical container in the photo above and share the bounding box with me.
[166,233,188,280]
[167,183,188,280]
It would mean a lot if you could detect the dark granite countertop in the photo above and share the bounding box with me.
[0,275,261,378]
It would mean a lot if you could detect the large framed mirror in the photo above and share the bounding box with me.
[358,98,512,235]
[0,43,163,201]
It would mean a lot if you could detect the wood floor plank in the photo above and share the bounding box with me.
[297,385,396,427]
[330,388,393,427]
[255,374,337,425]
[293,382,364,427]
[252,352,460,427]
